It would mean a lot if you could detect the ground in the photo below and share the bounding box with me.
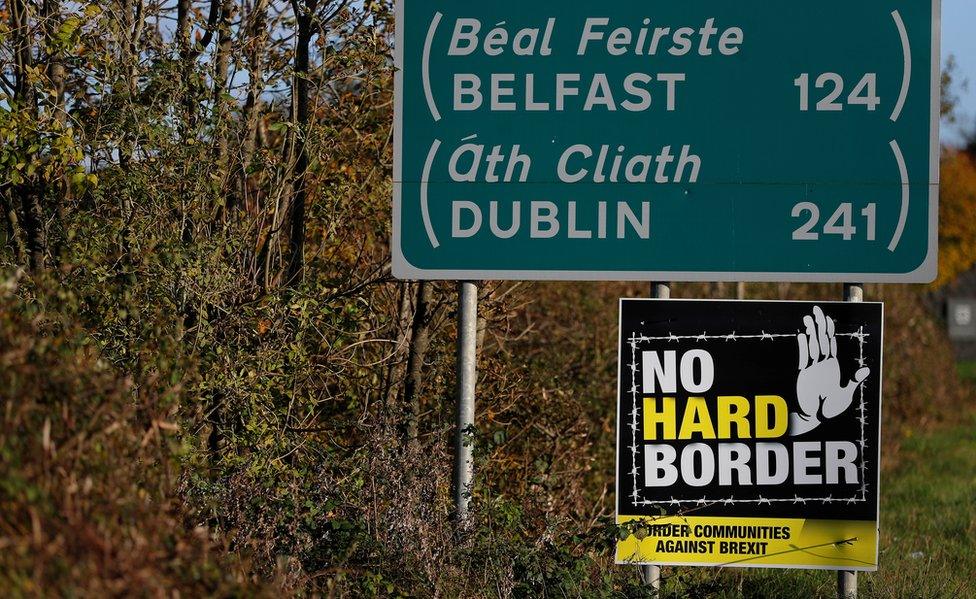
[651,415,976,598]
[958,360,976,383]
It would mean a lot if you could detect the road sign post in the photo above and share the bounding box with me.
[840,282,864,599]
[454,281,478,524]
[641,282,670,595]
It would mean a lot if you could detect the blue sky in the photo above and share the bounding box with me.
[943,0,976,145]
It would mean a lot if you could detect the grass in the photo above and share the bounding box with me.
[653,416,976,598]
[957,360,976,383]
[864,415,976,598]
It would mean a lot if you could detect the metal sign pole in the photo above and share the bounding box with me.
[838,570,857,599]
[838,282,863,599]
[639,281,670,594]
[454,281,478,524]
[844,283,864,304]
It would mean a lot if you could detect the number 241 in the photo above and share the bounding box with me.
[792,202,876,241]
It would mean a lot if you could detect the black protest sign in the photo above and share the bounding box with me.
[615,299,883,570]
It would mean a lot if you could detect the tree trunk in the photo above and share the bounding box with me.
[176,0,192,133]
[285,0,315,287]
[176,0,191,49]
[382,282,417,407]
[237,0,269,216]
[181,0,221,133]
[210,0,234,226]
[117,0,143,171]
[19,183,46,270]
[9,0,46,270]
[9,0,34,105]
[1,192,28,264]
[43,0,68,263]
[476,284,488,358]
[42,0,66,125]
[213,0,232,168]
[404,281,434,446]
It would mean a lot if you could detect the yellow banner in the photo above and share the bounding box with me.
[616,515,877,570]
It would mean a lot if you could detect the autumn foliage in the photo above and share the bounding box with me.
[936,148,976,287]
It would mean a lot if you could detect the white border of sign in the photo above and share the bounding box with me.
[393,1,941,283]
[612,298,885,571]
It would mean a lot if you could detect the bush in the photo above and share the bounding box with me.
[0,273,264,596]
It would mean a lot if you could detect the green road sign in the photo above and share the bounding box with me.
[393,2,941,282]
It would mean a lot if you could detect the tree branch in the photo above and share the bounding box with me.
[188,0,222,60]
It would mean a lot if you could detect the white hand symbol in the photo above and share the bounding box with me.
[791,306,870,436]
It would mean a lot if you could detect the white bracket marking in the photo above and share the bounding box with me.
[888,139,909,252]
[890,10,911,122]
[422,139,441,248]
[423,12,443,122]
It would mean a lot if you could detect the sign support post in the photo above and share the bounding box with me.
[845,284,865,304]
[839,281,863,599]
[640,564,661,595]
[640,282,670,595]
[839,570,857,599]
[454,281,478,524]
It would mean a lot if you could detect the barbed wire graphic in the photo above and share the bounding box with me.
[626,327,871,507]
